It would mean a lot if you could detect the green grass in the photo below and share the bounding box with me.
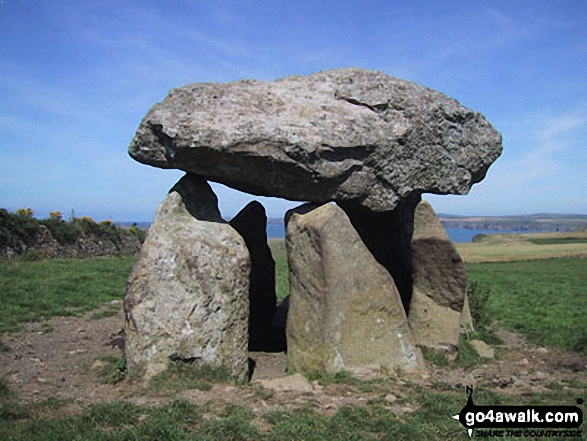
[0,377,582,440]
[0,399,199,441]
[149,362,235,394]
[420,346,450,367]
[467,258,587,353]
[90,308,120,320]
[97,355,128,385]
[528,237,587,245]
[455,335,484,367]
[268,238,289,300]
[0,257,136,333]
[0,246,585,439]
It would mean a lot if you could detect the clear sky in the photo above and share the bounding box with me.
[1,0,586,221]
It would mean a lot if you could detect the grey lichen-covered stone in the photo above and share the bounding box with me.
[129,68,502,212]
[124,174,250,379]
[408,201,467,351]
[285,203,421,374]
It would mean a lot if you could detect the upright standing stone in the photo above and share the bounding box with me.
[229,201,278,351]
[286,203,420,374]
[339,193,421,313]
[408,201,467,351]
[124,174,250,378]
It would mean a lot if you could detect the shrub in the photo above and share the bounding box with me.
[15,208,34,218]
[1,208,141,255]
[70,216,120,245]
[0,208,38,247]
[39,217,81,245]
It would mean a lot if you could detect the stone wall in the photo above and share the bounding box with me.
[0,225,143,260]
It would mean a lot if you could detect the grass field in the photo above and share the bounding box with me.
[467,258,587,353]
[456,230,587,262]
[268,238,288,300]
[1,234,585,440]
[0,257,136,333]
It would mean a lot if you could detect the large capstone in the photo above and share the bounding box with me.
[124,174,250,379]
[129,68,502,212]
[285,203,421,374]
[408,201,467,351]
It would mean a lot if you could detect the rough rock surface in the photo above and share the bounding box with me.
[124,174,250,379]
[129,68,502,212]
[229,201,278,351]
[253,373,313,393]
[408,201,467,351]
[339,193,421,312]
[469,339,495,359]
[285,203,420,374]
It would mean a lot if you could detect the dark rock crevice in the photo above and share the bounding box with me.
[335,94,390,114]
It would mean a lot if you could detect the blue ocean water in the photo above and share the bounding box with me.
[444,228,522,243]
[267,223,521,243]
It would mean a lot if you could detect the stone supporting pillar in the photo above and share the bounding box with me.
[408,201,467,351]
[339,193,422,313]
[124,174,250,379]
[285,203,421,374]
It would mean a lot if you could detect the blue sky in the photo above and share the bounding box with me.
[1,0,586,221]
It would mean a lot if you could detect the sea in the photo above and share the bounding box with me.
[267,223,521,243]
[122,222,522,244]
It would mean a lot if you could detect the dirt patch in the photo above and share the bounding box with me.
[1,304,586,415]
[0,302,125,407]
[426,329,587,395]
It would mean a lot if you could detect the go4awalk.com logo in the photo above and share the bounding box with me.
[452,386,583,438]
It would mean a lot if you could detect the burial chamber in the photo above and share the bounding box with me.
[123,68,502,378]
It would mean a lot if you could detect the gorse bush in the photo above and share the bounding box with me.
[39,217,82,245]
[0,208,39,248]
